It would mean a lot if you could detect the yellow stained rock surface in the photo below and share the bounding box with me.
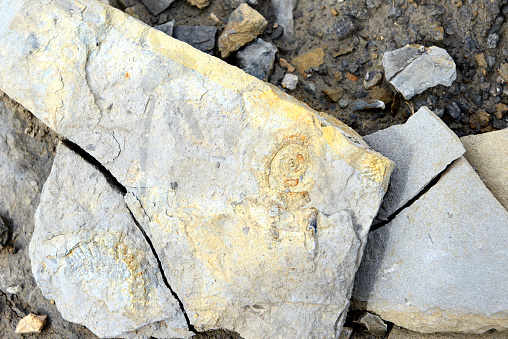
[291,48,326,74]
[15,314,47,334]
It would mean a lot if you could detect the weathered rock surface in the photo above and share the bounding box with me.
[218,4,268,58]
[461,129,508,210]
[154,20,175,37]
[355,312,387,336]
[271,0,298,39]
[141,0,174,15]
[383,45,456,100]
[0,0,394,338]
[173,26,217,54]
[281,73,298,89]
[236,39,277,80]
[291,47,325,74]
[185,0,211,9]
[364,107,465,220]
[15,314,47,334]
[389,326,508,339]
[31,143,191,338]
[0,216,8,249]
[354,157,508,334]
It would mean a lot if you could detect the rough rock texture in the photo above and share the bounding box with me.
[281,73,298,89]
[383,45,457,100]
[355,312,387,336]
[0,0,394,338]
[154,20,175,37]
[271,0,298,39]
[218,4,268,58]
[389,326,507,339]
[0,92,98,338]
[292,48,325,74]
[185,0,211,9]
[15,314,47,334]
[364,107,465,220]
[31,143,191,338]
[353,157,508,334]
[141,0,175,15]
[0,216,8,250]
[173,26,217,54]
[236,39,277,80]
[461,129,508,210]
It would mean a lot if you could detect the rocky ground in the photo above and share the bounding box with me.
[1,0,507,338]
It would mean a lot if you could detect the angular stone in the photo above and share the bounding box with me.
[0,216,8,249]
[499,63,508,83]
[383,45,456,100]
[364,107,465,220]
[281,73,298,89]
[218,4,268,58]
[352,99,385,111]
[185,0,211,9]
[389,325,508,339]
[15,314,47,334]
[271,0,298,39]
[353,157,508,334]
[141,0,175,15]
[355,312,387,336]
[333,16,356,40]
[173,26,217,54]
[154,20,175,37]
[292,48,325,73]
[236,38,277,80]
[0,1,394,337]
[461,129,508,210]
[30,143,191,338]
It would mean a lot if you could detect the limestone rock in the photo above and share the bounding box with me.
[15,314,47,334]
[271,0,298,39]
[364,107,465,220]
[389,325,508,339]
[236,39,277,81]
[30,143,191,338]
[141,0,175,15]
[461,129,508,210]
[383,45,456,100]
[218,4,268,58]
[173,26,217,54]
[0,1,394,337]
[185,0,211,9]
[154,20,175,36]
[281,73,298,89]
[355,312,387,336]
[353,157,508,334]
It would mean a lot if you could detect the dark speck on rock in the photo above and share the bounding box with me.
[170,182,178,190]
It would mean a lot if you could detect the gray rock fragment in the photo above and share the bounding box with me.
[355,312,387,336]
[0,217,8,249]
[154,20,175,37]
[333,16,356,40]
[236,38,277,80]
[352,99,385,111]
[383,45,457,100]
[172,26,217,54]
[141,0,175,15]
[30,144,191,338]
[353,157,508,334]
[338,326,354,339]
[271,0,298,39]
[364,106,465,220]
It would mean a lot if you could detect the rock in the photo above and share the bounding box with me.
[323,88,343,102]
[364,107,465,220]
[291,48,325,73]
[476,53,488,68]
[0,1,394,337]
[388,325,508,338]
[6,285,22,294]
[352,99,385,111]
[387,6,402,19]
[15,314,47,334]
[154,20,175,36]
[383,45,456,100]
[173,26,217,54]
[354,157,508,334]
[270,25,284,40]
[0,217,8,249]
[236,39,277,80]
[31,143,191,338]
[369,87,393,105]
[279,58,295,73]
[218,4,268,58]
[339,99,349,108]
[185,0,210,9]
[447,101,463,121]
[141,0,174,15]
[304,83,317,96]
[469,110,491,129]
[461,129,508,210]
[355,312,387,336]
[487,33,499,49]
[124,4,152,23]
[281,73,298,89]
[271,0,298,39]
[499,63,508,83]
[338,0,368,20]
[338,327,354,339]
[363,73,383,90]
[495,103,508,120]
[333,16,356,40]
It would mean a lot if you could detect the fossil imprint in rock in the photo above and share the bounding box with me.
[0,0,394,338]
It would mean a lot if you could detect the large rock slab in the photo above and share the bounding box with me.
[383,45,457,100]
[460,129,508,210]
[364,107,465,220]
[353,157,508,334]
[31,143,191,338]
[0,0,394,337]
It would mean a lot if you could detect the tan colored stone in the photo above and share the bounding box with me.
[279,58,295,73]
[475,53,487,68]
[185,0,210,9]
[15,314,47,334]
[499,63,508,83]
[461,129,508,210]
[389,325,507,339]
[323,87,343,102]
[470,110,491,129]
[495,103,508,120]
[218,4,267,58]
[369,87,393,105]
[292,48,325,73]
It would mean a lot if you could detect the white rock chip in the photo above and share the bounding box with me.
[383,45,457,100]
[30,143,191,338]
[281,73,299,90]
[353,157,508,334]
[0,0,394,338]
[364,107,465,220]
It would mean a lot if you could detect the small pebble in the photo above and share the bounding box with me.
[304,83,317,96]
[6,285,22,294]
[281,73,298,90]
[487,33,499,49]
[387,6,402,19]
[352,99,385,111]
[339,99,349,108]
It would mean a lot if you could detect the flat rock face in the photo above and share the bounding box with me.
[461,129,508,210]
[31,143,190,338]
[0,0,394,338]
[236,38,277,80]
[383,45,457,100]
[364,107,465,220]
[353,157,508,334]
